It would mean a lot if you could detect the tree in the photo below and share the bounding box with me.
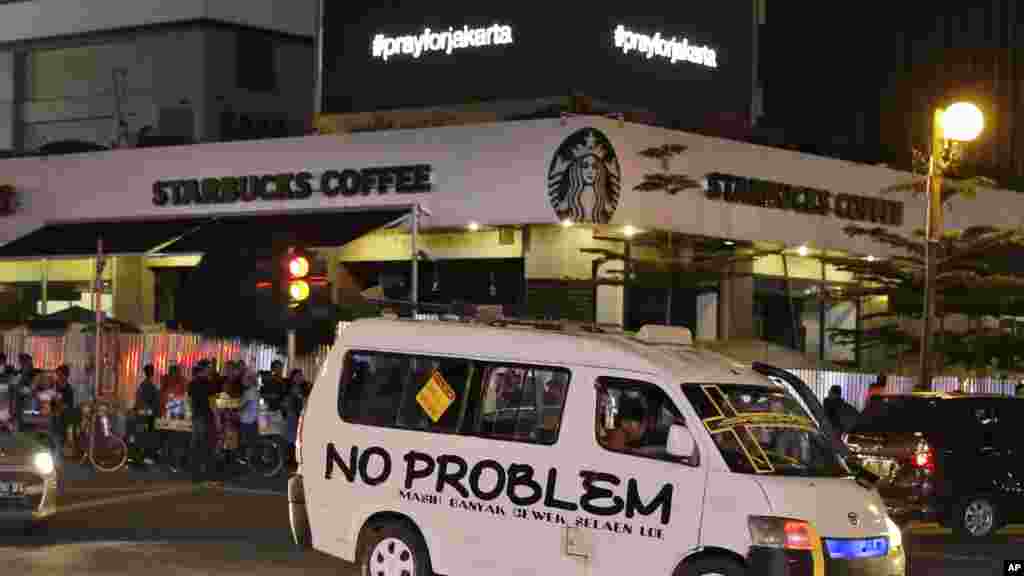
[821,224,1024,376]
[633,144,703,195]
[881,145,997,207]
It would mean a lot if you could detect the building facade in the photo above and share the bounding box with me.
[0,0,316,153]
[1,115,1022,368]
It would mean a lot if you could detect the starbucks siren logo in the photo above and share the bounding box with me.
[547,128,621,224]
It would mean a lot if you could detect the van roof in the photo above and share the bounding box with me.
[339,317,776,388]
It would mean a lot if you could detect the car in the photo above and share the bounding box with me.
[0,380,59,534]
[846,391,1024,538]
[291,317,906,576]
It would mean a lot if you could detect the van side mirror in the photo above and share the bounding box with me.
[666,424,696,461]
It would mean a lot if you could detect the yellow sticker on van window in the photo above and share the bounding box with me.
[416,369,457,423]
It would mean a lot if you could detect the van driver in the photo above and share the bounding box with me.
[605,394,653,453]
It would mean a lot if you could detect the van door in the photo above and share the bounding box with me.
[456,362,586,575]
[319,349,586,576]
[578,374,705,576]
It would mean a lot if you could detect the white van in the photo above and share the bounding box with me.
[290,317,906,576]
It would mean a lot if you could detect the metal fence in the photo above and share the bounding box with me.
[4,329,1015,412]
[785,369,1018,411]
[0,331,331,409]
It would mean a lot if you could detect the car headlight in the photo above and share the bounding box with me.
[885,516,902,551]
[33,451,55,475]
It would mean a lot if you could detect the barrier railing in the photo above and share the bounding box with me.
[784,369,1017,411]
[3,329,1014,412]
[0,331,329,409]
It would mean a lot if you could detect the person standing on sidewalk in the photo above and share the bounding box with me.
[261,360,286,413]
[13,354,36,432]
[239,365,260,465]
[283,369,306,467]
[823,385,859,434]
[188,361,214,483]
[49,365,73,495]
[159,364,185,416]
[865,373,887,406]
[133,364,160,465]
[0,353,15,377]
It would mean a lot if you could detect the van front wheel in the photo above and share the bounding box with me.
[678,556,745,576]
[359,523,430,576]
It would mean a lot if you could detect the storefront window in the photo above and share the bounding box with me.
[35,281,112,316]
[753,276,860,365]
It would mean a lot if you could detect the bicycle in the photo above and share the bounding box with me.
[214,401,286,479]
[77,401,129,472]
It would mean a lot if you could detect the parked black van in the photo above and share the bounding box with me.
[846,391,1024,537]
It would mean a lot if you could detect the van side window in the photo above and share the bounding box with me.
[340,353,410,428]
[595,377,687,462]
[476,366,568,445]
[338,350,569,444]
[339,351,473,434]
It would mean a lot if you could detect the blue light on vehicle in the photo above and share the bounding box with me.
[823,537,889,559]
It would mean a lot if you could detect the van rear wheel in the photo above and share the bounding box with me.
[678,556,745,576]
[359,523,430,576]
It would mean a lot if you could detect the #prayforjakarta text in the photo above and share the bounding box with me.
[372,24,514,61]
[613,24,717,68]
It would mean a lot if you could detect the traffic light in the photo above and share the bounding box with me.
[286,248,311,309]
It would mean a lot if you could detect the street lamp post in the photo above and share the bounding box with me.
[919,102,983,390]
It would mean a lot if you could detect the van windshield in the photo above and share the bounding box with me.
[682,384,849,478]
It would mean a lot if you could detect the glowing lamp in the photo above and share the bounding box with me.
[941,102,984,142]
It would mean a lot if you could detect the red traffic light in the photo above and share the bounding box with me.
[288,255,310,278]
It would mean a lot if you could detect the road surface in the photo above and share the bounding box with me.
[0,463,1021,575]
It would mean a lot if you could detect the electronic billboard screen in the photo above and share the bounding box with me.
[323,4,755,132]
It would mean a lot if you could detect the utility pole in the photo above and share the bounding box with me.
[410,204,419,310]
[287,329,297,371]
[111,69,128,147]
[94,237,105,399]
[312,0,325,124]
[919,109,944,391]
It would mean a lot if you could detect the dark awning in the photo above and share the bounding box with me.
[0,217,214,258]
[0,208,412,259]
[155,209,409,254]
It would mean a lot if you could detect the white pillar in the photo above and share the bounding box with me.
[410,205,419,307]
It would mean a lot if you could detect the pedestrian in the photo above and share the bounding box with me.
[239,365,260,464]
[261,360,287,413]
[49,365,74,495]
[0,352,15,377]
[206,358,223,395]
[223,361,244,398]
[13,354,36,432]
[134,364,160,464]
[865,373,886,406]
[823,385,859,434]
[188,360,214,482]
[159,364,186,416]
[284,369,306,467]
